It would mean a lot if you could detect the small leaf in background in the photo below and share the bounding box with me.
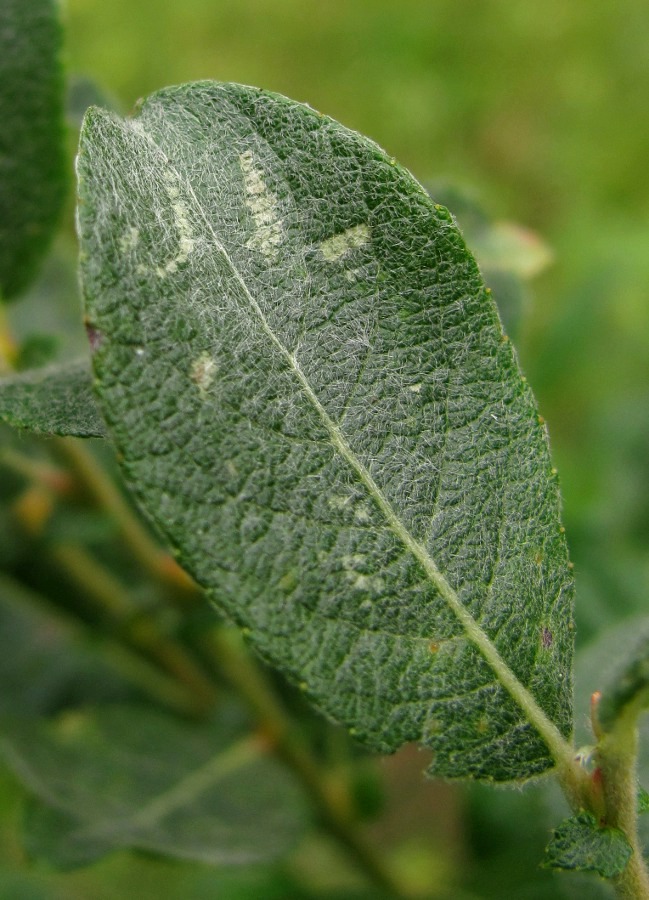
[637,786,649,814]
[0,704,305,869]
[77,82,573,782]
[0,359,106,437]
[67,75,121,131]
[0,0,68,301]
[427,181,553,341]
[15,334,60,371]
[574,616,649,745]
[597,630,649,733]
[543,812,632,878]
[574,612,649,858]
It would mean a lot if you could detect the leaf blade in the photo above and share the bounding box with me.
[77,83,574,781]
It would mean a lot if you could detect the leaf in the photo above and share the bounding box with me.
[0,704,305,868]
[0,359,107,437]
[0,0,68,301]
[543,812,632,878]
[598,630,649,733]
[77,82,574,782]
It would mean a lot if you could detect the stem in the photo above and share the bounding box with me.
[209,626,410,898]
[597,713,649,900]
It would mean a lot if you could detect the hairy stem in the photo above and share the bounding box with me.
[598,714,649,900]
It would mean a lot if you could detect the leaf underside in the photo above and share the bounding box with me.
[77,82,574,782]
[543,812,632,878]
[0,359,107,437]
[0,0,68,300]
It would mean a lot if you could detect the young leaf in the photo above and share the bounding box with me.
[0,359,107,437]
[598,630,649,733]
[543,812,632,878]
[0,704,305,868]
[0,0,68,300]
[77,82,574,782]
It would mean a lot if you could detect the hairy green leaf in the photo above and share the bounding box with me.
[0,0,68,300]
[543,812,632,878]
[0,704,304,868]
[0,359,107,437]
[77,82,574,781]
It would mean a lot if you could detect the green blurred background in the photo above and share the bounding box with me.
[64,0,649,639]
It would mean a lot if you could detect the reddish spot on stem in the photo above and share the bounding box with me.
[541,627,553,649]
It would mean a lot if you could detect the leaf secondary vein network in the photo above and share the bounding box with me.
[108,110,574,770]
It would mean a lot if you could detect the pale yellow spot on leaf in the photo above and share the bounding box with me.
[319,224,371,262]
[239,150,283,260]
[119,227,140,252]
[156,171,196,277]
[190,352,217,394]
[354,503,371,524]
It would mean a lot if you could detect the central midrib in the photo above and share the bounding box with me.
[124,110,573,770]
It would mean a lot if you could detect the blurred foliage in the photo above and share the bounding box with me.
[1,0,648,897]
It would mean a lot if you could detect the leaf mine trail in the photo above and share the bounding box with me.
[78,83,575,781]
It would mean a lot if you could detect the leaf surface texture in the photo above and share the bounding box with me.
[77,82,574,781]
